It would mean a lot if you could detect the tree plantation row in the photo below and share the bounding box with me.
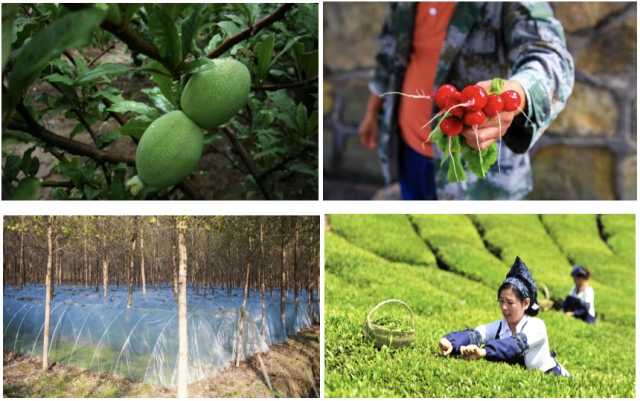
[3,216,320,303]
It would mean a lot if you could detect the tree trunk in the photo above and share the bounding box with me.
[42,216,54,370]
[19,217,25,288]
[83,235,88,287]
[260,222,267,338]
[140,222,146,295]
[127,220,137,309]
[293,220,299,324]
[177,218,189,398]
[280,220,287,339]
[235,237,252,367]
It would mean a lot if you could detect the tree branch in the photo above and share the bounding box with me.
[221,127,274,200]
[252,76,317,91]
[10,103,134,165]
[208,4,295,59]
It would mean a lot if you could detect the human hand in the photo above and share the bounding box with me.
[439,337,453,356]
[460,80,526,151]
[460,344,487,360]
[565,311,574,317]
[358,93,383,149]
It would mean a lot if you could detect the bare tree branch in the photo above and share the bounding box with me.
[253,76,317,91]
[208,4,295,59]
[221,127,274,200]
[10,103,134,165]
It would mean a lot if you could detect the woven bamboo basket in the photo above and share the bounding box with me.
[364,299,416,348]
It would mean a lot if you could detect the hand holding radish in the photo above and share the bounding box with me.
[460,80,526,151]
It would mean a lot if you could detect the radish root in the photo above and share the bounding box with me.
[448,136,459,182]
[473,125,485,177]
[497,116,502,175]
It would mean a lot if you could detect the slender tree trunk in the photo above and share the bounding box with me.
[127,219,137,309]
[280,220,287,338]
[42,217,54,370]
[260,222,267,338]
[294,220,299,322]
[177,218,189,398]
[172,231,178,301]
[235,236,252,367]
[19,217,25,288]
[140,222,146,295]
[83,235,88,287]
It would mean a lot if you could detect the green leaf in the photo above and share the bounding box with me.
[8,176,41,200]
[2,4,18,70]
[75,63,131,85]
[462,143,497,178]
[146,61,177,107]
[96,130,121,149]
[255,34,275,81]
[5,8,106,117]
[120,4,142,25]
[446,151,466,183]
[107,100,160,119]
[43,73,75,86]
[271,35,304,66]
[490,78,505,95]
[288,162,317,177]
[181,58,214,75]
[181,4,206,59]
[147,5,182,71]
[3,154,22,181]
[218,20,242,38]
[21,147,39,176]
[203,34,223,55]
[120,116,152,140]
[142,87,175,114]
[295,103,308,135]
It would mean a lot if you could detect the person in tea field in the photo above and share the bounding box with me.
[561,266,596,324]
[358,2,574,200]
[438,257,571,377]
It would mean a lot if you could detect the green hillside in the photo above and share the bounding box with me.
[325,214,635,397]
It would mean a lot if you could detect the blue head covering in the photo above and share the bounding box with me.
[501,257,539,313]
[571,265,589,278]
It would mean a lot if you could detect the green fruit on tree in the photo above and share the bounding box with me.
[135,110,203,190]
[180,58,251,129]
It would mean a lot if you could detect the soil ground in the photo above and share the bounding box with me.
[3,326,319,398]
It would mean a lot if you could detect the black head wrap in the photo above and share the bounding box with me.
[571,265,589,278]
[501,257,539,314]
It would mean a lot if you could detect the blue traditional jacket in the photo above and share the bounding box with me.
[370,2,574,199]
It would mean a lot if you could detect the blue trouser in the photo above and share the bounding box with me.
[398,141,437,200]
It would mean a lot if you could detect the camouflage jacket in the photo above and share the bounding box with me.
[370,2,574,199]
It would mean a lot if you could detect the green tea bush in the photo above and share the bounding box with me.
[330,215,436,267]
[410,215,507,287]
[600,215,635,264]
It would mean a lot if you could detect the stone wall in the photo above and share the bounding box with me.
[323,2,637,200]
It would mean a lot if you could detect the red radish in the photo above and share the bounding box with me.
[460,85,488,112]
[440,117,463,137]
[501,90,521,112]
[435,84,458,110]
[463,110,486,126]
[483,94,504,117]
[445,92,464,117]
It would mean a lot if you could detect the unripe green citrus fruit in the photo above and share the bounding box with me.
[135,110,203,189]
[180,58,251,129]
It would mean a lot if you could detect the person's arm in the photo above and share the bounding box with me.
[501,2,575,153]
[359,4,396,149]
[359,94,383,149]
[441,328,483,356]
